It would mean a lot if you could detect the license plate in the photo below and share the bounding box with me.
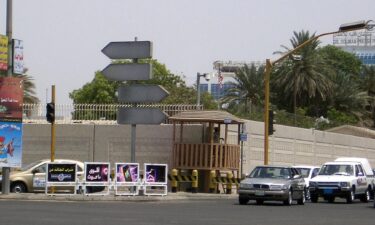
[255,190,265,196]
[323,189,333,195]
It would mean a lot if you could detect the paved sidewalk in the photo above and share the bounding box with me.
[0,192,237,202]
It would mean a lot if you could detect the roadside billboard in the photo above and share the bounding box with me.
[0,35,8,71]
[0,121,22,167]
[0,77,23,122]
[12,39,24,74]
[115,163,139,183]
[84,162,110,183]
[47,163,77,183]
[144,164,168,185]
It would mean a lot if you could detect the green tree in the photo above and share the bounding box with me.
[272,30,333,116]
[221,64,265,113]
[359,65,375,127]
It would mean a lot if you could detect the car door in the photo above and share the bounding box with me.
[31,162,47,192]
[355,164,367,193]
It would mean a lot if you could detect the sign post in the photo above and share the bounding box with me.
[101,40,169,162]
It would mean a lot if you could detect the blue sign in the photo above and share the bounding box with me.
[0,121,23,167]
[240,133,248,142]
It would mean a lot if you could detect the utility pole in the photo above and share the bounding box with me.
[1,0,13,195]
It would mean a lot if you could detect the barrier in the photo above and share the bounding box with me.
[210,173,242,194]
[83,162,111,196]
[167,169,198,193]
[114,163,140,196]
[45,162,79,196]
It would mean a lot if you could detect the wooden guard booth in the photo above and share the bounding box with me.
[169,110,245,192]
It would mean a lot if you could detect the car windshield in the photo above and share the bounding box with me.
[249,167,291,179]
[295,168,311,178]
[319,164,353,176]
[21,160,45,171]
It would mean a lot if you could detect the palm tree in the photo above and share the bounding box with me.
[359,65,375,127]
[272,30,333,116]
[15,68,39,103]
[221,64,264,113]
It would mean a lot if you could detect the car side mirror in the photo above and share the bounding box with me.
[293,174,301,179]
[32,168,39,174]
[358,172,364,176]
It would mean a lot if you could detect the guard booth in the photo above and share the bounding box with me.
[169,110,245,193]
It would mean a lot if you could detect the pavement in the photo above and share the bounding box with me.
[0,191,238,202]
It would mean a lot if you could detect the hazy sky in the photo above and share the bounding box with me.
[0,0,373,104]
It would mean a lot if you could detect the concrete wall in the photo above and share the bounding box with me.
[22,121,375,173]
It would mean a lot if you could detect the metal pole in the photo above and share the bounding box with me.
[131,124,136,162]
[196,73,201,106]
[263,59,272,165]
[50,85,55,162]
[1,0,13,195]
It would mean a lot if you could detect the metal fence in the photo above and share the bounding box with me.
[22,104,203,124]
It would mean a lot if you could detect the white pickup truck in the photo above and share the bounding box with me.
[309,157,374,204]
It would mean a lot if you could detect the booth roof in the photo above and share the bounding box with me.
[169,110,245,124]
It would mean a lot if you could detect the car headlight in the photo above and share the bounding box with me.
[270,184,287,190]
[340,182,349,187]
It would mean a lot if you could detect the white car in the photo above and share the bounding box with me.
[293,165,320,199]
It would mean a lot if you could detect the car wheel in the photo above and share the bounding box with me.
[11,182,27,193]
[239,196,249,205]
[297,190,305,205]
[310,194,318,203]
[256,200,264,205]
[305,188,311,200]
[360,189,370,203]
[327,196,335,203]
[283,189,293,206]
[346,188,355,204]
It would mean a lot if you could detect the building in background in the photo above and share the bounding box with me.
[333,30,375,65]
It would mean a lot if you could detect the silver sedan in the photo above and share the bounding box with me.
[238,166,306,206]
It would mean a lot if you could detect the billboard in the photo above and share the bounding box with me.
[144,164,168,184]
[0,121,22,167]
[0,77,23,122]
[116,163,139,183]
[0,35,8,71]
[333,30,375,47]
[47,163,77,183]
[84,163,110,183]
[12,39,24,74]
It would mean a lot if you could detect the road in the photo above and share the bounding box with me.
[0,198,374,225]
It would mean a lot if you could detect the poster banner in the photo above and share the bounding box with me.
[12,39,24,74]
[0,35,8,71]
[144,164,168,184]
[0,121,22,167]
[116,163,139,183]
[0,77,23,122]
[84,162,110,183]
[47,163,77,183]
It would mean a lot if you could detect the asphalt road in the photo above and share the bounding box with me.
[0,198,374,225]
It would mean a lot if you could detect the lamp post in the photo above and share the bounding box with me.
[196,72,210,106]
[263,20,374,165]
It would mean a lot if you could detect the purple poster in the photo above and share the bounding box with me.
[144,164,167,184]
[116,163,139,183]
[85,163,109,182]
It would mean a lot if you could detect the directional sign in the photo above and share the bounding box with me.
[117,108,168,124]
[118,85,169,103]
[102,63,152,81]
[102,41,152,59]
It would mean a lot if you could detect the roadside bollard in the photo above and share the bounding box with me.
[209,170,216,193]
[171,169,178,193]
[191,170,198,193]
[226,172,233,194]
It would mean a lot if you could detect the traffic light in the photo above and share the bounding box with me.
[46,102,55,123]
[268,110,275,135]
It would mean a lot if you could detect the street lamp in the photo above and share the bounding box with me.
[196,72,211,106]
[263,20,374,165]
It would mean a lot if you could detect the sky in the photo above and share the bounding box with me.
[0,0,373,104]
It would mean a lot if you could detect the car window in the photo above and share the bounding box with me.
[319,164,353,176]
[21,160,44,171]
[356,165,364,176]
[33,163,47,173]
[295,168,310,178]
[312,168,319,178]
[250,167,291,179]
